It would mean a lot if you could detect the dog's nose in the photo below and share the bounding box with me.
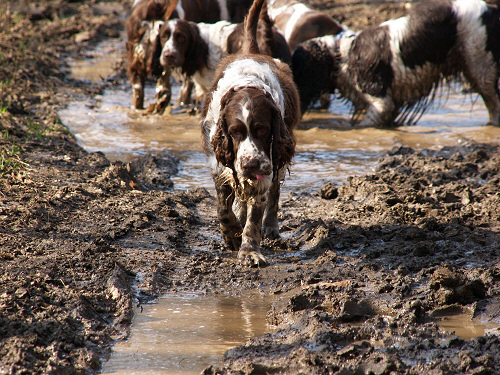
[160,51,176,66]
[242,158,260,171]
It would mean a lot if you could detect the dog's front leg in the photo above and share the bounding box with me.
[238,198,267,267]
[150,68,172,114]
[215,182,242,252]
[177,75,194,106]
[131,70,145,110]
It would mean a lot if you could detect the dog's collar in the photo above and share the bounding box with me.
[335,29,356,42]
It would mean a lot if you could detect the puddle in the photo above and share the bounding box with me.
[58,82,500,194]
[68,35,125,83]
[434,312,500,340]
[59,39,500,194]
[431,306,500,340]
[101,293,273,375]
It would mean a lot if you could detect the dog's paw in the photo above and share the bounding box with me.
[238,247,267,267]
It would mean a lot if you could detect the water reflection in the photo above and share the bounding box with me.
[101,293,272,375]
[435,312,500,340]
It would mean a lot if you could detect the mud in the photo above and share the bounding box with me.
[0,1,499,374]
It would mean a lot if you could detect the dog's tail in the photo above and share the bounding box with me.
[258,0,274,56]
[161,0,179,20]
[242,0,266,54]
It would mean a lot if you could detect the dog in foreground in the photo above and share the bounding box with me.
[201,0,300,266]
[292,0,500,127]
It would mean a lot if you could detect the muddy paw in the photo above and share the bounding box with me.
[238,247,267,267]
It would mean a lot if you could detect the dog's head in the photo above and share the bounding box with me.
[157,19,208,75]
[211,87,295,182]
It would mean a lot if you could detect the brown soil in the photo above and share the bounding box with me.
[1,1,499,374]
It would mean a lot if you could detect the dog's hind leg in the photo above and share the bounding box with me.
[466,75,500,126]
[462,48,500,126]
[476,79,500,126]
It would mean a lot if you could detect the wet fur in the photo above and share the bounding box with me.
[267,0,344,51]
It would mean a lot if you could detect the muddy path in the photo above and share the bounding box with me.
[1,1,500,374]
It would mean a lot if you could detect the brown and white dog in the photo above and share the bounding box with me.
[126,0,253,111]
[267,0,345,52]
[201,0,300,266]
[126,0,178,110]
[292,0,500,127]
[156,3,291,105]
[171,0,253,23]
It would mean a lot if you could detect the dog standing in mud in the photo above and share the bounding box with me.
[126,0,179,111]
[201,0,300,266]
[126,0,253,112]
[292,0,500,127]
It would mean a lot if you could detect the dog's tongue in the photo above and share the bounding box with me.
[255,174,264,181]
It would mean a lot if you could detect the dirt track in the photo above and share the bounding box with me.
[0,1,499,374]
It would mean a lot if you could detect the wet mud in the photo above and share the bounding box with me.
[0,1,499,374]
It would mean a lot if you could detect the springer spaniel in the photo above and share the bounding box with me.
[126,0,253,111]
[267,0,345,52]
[201,0,300,266]
[155,2,291,106]
[126,0,178,110]
[292,0,500,127]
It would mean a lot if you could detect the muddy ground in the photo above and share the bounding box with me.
[1,0,499,374]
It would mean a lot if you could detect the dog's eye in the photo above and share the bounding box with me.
[229,126,245,140]
[255,125,269,137]
[175,33,185,43]
[230,129,243,140]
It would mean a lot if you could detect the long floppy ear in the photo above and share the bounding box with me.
[271,102,295,172]
[182,21,209,76]
[211,90,237,168]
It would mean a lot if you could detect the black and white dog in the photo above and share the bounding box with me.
[292,0,500,127]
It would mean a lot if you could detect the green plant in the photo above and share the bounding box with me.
[0,101,10,114]
[0,143,26,177]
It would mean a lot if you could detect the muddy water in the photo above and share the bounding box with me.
[101,293,273,375]
[435,313,500,340]
[61,43,500,375]
[59,82,500,193]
